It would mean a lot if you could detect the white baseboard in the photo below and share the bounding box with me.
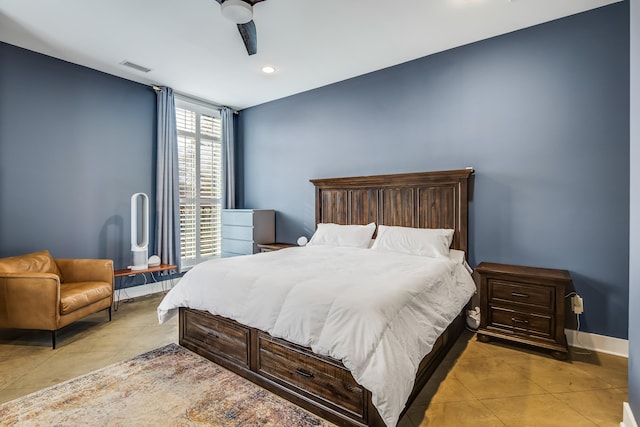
[114,277,179,302]
[622,402,638,427]
[565,328,629,358]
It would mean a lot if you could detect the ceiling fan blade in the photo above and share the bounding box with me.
[237,20,257,55]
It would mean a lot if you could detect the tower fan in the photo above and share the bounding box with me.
[130,193,149,270]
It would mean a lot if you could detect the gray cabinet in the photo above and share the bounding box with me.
[221,209,275,257]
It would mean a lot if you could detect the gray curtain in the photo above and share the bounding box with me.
[221,107,236,209]
[155,87,181,270]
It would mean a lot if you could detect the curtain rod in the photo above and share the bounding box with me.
[152,85,238,114]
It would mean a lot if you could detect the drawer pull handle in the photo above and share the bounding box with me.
[206,332,219,339]
[512,318,529,325]
[511,292,529,298]
[295,368,314,379]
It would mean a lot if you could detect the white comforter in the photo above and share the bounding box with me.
[157,246,475,427]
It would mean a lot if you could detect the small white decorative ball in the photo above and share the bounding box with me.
[297,236,308,246]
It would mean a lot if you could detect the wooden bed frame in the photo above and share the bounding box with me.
[179,169,474,427]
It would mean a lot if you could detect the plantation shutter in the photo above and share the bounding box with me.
[176,100,222,268]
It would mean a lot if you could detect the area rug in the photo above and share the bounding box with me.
[0,343,336,426]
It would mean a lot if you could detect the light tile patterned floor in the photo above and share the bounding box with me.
[401,326,627,427]
[0,293,628,426]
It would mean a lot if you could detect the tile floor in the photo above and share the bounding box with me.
[0,293,628,426]
[402,327,627,427]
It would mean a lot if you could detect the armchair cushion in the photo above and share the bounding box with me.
[60,281,112,314]
[0,250,63,282]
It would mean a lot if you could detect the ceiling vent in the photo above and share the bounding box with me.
[120,61,152,73]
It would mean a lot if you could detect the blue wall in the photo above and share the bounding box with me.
[239,3,630,339]
[0,42,156,270]
[629,0,638,419]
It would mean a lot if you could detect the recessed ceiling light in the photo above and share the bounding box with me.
[261,65,276,74]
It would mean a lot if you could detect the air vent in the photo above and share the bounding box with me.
[120,61,152,73]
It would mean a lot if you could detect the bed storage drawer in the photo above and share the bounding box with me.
[181,309,250,368]
[257,332,366,420]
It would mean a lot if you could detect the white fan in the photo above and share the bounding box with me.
[130,193,149,270]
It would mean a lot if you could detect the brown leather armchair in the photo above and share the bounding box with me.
[0,250,114,348]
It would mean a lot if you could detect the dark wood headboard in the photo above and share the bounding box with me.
[310,169,474,255]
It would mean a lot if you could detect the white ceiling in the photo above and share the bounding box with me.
[0,0,621,110]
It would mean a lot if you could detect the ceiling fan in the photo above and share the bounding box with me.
[215,0,266,56]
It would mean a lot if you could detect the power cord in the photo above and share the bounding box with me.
[114,273,145,311]
[565,292,592,356]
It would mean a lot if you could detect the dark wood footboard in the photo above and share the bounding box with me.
[179,307,465,427]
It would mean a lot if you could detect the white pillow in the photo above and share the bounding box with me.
[448,249,466,264]
[371,225,454,259]
[307,222,376,248]
[449,249,473,274]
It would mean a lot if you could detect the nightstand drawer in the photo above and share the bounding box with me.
[490,280,553,311]
[489,306,553,339]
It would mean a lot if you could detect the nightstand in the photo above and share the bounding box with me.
[257,243,297,253]
[475,262,572,359]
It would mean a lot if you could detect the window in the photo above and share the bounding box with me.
[175,99,222,269]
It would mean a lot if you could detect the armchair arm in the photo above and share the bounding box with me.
[55,259,114,288]
[0,273,60,330]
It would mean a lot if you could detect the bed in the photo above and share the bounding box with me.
[158,169,475,427]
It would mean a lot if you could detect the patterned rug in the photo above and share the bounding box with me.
[0,343,336,426]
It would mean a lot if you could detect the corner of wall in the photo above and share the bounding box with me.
[622,402,638,427]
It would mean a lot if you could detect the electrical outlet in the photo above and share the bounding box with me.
[572,295,584,314]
